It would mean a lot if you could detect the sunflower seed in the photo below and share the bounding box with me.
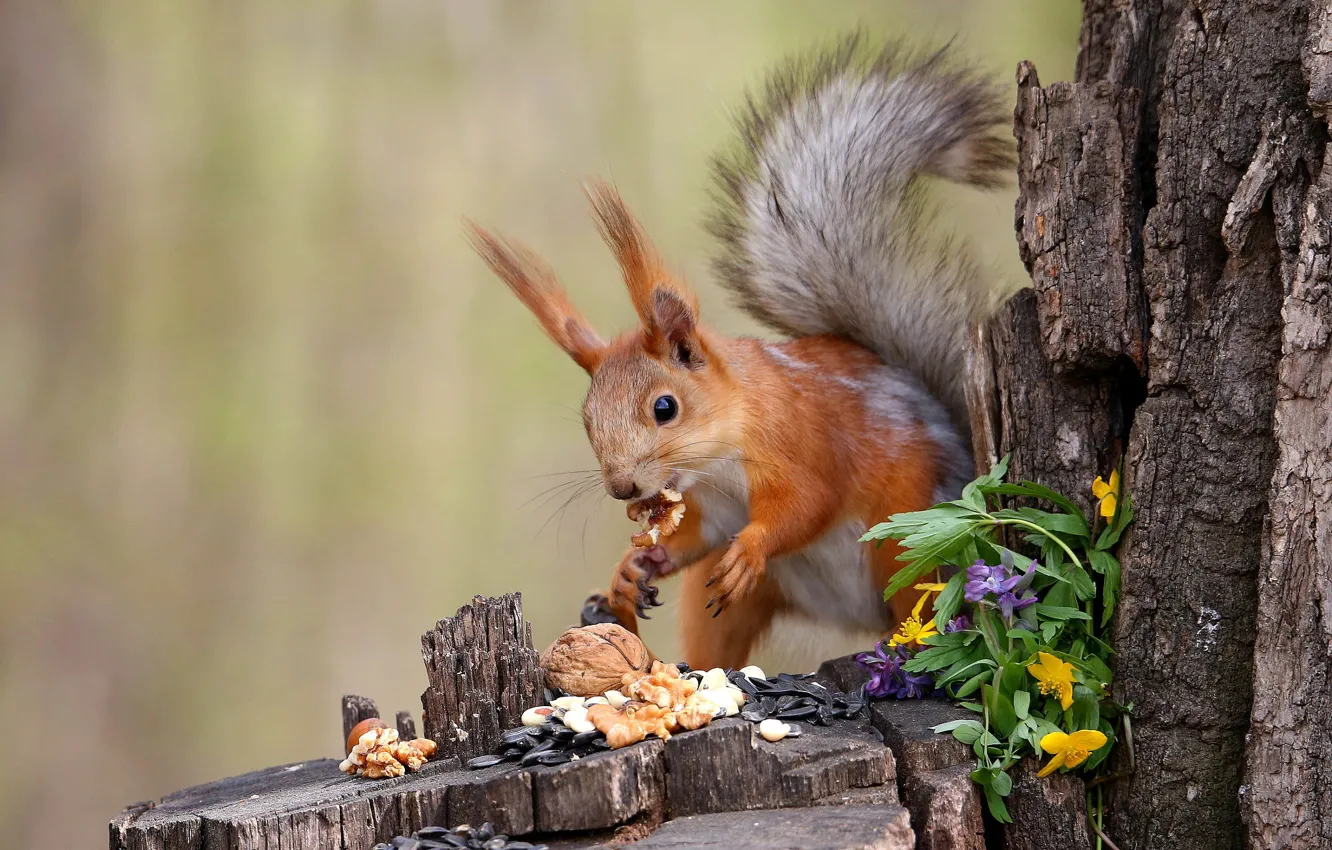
[466,754,504,769]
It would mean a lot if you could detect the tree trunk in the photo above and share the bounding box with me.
[984,2,1330,848]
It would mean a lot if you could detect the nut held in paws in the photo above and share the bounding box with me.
[539,623,651,696]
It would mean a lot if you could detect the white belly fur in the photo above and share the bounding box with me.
[685,459,889,632]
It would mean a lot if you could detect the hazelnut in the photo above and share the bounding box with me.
[540,624,651,697]
[346,717,387,754]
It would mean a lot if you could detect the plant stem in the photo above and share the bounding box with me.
[996,517,1086,573]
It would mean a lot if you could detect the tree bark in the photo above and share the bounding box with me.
[990,2,1328,849]
[1244,7,1332,847]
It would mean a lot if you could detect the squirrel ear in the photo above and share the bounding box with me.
[585,179,700,345]
[652,288,703,369]
[465,221,606,374]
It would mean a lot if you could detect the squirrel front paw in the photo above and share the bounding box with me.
[705,537,766,616]
[609,545,671,619]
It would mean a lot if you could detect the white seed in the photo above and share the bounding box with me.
[585,696,609,706]
[552,695,586,711]
[522,706,553,727]
[739,665,766,680]
[759,719,790,742]
[703,687,742,712]
[724,684,748,706]
[701,667,729,690]
[605,690,628,708]
[563,706,595,734]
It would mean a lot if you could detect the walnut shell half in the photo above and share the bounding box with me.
[540,623,651,697]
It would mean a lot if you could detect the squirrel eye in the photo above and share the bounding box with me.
[652,395,679,424]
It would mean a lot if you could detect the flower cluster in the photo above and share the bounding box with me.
[856,640,934,699]
[858,460,1132,825]
[964,554,1038,620]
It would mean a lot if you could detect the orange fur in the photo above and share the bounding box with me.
[472,186,963,668]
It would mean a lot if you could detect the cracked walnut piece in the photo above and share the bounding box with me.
[629,488,685,548]
[586,662,720,747]
[339,726,438,779]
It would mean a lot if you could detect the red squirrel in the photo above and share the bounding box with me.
[467,39,1012,670]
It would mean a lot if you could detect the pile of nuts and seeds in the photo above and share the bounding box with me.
[372,823,546,850]
[339,717,439,779]
[465,657,870,770]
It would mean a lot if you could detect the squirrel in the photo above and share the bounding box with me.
[467,37,1013,670]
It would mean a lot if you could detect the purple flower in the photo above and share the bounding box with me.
[996,590,1038,619]
[944,615,971,633]
[963,557,1041,619]
[856,641,934,700]
[897,669,935,699]
[964,560,1019,602]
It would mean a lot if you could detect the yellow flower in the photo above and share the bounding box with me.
[914,583,948,593]
[888,593,939,647]
[1027,652,1077,710]
[1092,470,1121,519]
[1037,729,1109,777]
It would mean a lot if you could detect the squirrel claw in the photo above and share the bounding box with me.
[581,593,625,628]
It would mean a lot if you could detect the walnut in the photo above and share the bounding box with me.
[392,738,438,771]
[540,624,651,696]
[622,660,696,710]
[587,702,649,749]
[586,662,720,747]
[339,726,437,779]
[629,488,685,548]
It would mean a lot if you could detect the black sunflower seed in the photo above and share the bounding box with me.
[466,754,504,769]
[571,729,604,748]
[537,750,573,766]
[740,707,768,722]
[777,703,819,721]
[550,725,576,744]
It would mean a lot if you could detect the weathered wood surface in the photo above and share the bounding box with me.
[420,593,545,761]
[665,717,895,818]
[989,1,1329,848]
[998,760,1091,850]
[110,712,904,850]
[613,805,915,850]
[902,764,983,850]
[1243,6,1332,847]
[342,695,380,746]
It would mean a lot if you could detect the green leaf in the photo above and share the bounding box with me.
[1088,550,1122,626]
[1035,604,1092,621]
[1044,579,1076,608]
[1070,684,1101,731]
[990,768,1013,797]
[998,506,1090,540]
[1041,620,1060,644]
[953,668,993,699]
[982,784,1013,823]
[1095,495,1135,550]
[905,645,976,673]
[934,719,986,744]
[983,683,1018,737]
[931,571,966,626]
[1013,690,1031,720]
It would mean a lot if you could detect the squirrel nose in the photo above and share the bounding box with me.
[607,477,641,501]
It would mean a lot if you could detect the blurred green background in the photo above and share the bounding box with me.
[0,0,1076,843]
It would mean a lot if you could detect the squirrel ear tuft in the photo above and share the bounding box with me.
[585,179,700,342]
[465,220,606,374]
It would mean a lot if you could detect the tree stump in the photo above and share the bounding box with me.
[419,592,545,761]
[983,2,1332,848]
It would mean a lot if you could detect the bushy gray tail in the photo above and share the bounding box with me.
[708,36,1013,430]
